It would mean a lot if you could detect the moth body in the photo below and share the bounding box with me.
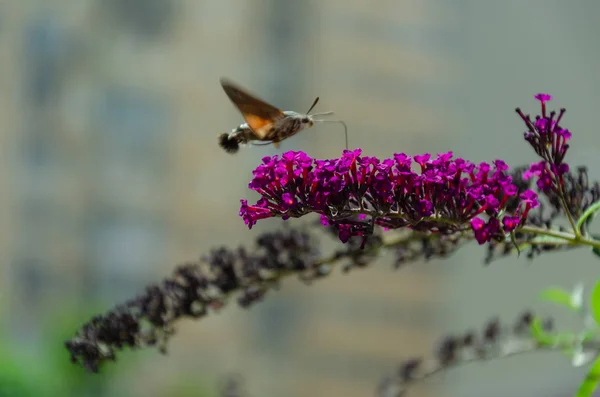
[218,123,255,154]
[218,77,347,154]
[268,111,315,142]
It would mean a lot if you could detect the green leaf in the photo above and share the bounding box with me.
[591,279,600,326]
[575,357,600,397]
[530,317,555,346]
[539,287,578,311]
[510,231,521,257]
[593,247,600,259]
[577,201,600,233]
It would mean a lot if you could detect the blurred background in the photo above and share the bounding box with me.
[1,1,600,396]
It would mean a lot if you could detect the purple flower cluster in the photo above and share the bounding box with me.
[517,93,572,193]
[240,149,539,245]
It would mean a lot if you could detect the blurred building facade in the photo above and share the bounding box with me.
[1,1,459,397]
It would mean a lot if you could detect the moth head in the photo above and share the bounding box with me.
[301,116,314,127]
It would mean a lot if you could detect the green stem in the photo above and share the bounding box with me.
[539,147,580,239]
[560,194,580,239]
[344,209,460,226]
[577,201,600,235]
[519,225,600,249]
[390,335,600,397]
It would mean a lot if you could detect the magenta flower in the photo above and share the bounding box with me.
[239,199,272,229]
[534,93,552,103]
[502,216,520,232]
[516,93,571,195]
[471,217,501,245]
[240,149,537,245]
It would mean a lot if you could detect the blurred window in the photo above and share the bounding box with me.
[101,0,176,39]
[87,211,166,299]
[24,17,70,106]
[92,87,170,202]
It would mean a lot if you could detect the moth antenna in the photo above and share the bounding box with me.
[306,97,320,114]
[314,120,348,150]
[311,111,334,117]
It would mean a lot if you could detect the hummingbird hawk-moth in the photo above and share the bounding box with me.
[218,77,348,154]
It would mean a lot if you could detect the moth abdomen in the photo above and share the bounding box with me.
[218,132,240,154]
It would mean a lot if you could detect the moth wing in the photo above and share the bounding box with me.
[220,78,284,139]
